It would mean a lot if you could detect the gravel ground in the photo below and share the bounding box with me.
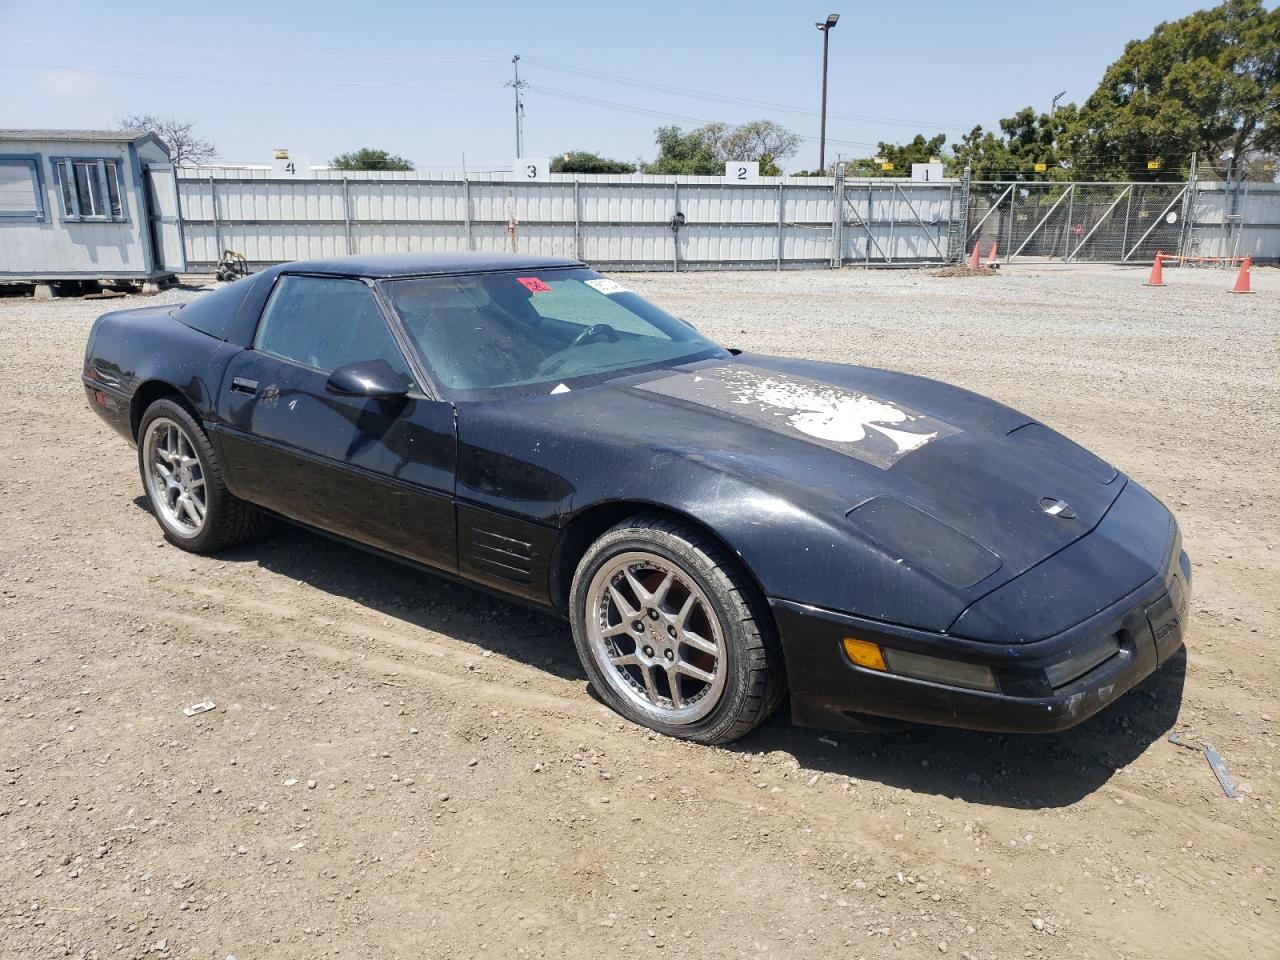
[1,262,1276,960]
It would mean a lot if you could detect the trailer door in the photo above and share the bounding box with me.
[143,163,186,273]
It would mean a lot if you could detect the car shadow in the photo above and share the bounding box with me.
[132,498,584,683]
[135,498,1187,809]
[735,649,1187,809]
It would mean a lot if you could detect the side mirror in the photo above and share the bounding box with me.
[326,359,409,400]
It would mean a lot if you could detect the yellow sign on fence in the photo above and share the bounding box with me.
[1147,160,1162,170]
[1034,162,1047,173]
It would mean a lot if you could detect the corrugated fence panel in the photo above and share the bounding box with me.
[176,171,1280,270]
[1190,183,1280,260]
[172,171,959,270]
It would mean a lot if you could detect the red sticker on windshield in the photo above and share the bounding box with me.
[516,277,551,293]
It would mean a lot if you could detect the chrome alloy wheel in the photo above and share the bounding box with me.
[142,417,207,538]
[585,551,727,725]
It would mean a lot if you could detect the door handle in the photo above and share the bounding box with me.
[231,377,258,395]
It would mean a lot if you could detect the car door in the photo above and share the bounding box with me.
[213,273,457,573]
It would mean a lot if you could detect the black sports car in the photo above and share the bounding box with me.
[83,253,1190,744]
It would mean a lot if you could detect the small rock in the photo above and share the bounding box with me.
[1032,917,1045,931]
[283,778,298,787]
[437,792,450,802]
[306,780,317,790]
[467,758,478,767]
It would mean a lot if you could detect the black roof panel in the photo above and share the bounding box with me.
[280,252,585,278]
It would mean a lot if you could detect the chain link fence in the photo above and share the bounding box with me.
[966,181,1190,263]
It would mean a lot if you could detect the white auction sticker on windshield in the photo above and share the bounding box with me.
[585,278,630,296]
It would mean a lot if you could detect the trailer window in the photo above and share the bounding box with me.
[51,158,127,222]
[0,158,44,220]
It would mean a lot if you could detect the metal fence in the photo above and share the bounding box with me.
[966,181,1190,262]
[175,168,1279,272]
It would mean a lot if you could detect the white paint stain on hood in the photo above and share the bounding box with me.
[726,372,937,452]
[636,363,960,469]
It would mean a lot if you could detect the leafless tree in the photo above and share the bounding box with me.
[116,114,218,167]
[718,120,801,166]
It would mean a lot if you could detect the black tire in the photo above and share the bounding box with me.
[136,398,272,553]
[569,514,785,745]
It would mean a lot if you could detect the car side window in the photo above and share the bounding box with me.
[254,275,415,386]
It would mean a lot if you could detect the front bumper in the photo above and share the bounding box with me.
[773,545,1191,735]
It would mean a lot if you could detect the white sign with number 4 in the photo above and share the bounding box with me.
[269,155,312,179]
[514,158,550,182]
[725,161,760,183]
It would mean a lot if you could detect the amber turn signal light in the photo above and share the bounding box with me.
[842,636,887,671]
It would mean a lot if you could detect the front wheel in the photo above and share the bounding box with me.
[137,398,271,553]
[569,515,785,744]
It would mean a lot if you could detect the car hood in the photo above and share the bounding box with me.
[614,354,1123,590]
[457,353,1127,631]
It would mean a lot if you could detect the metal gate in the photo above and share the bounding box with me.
[835,177,957,266]
[966,181,1189,263]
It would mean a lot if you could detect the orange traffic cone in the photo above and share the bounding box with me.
[968,245,981,269]
[1231,255,1254,294]
[1145,251,1165,287]
[986,242,999,266]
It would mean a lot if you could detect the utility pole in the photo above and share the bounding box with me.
[507,54,526,157]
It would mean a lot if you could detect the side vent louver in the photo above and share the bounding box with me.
[467,527,534,584]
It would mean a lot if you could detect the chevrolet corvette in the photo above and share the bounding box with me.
[83,253,1190,744]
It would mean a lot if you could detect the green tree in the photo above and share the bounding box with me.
[1060,0,1278,180]
[644,120,801,175]
[331,148,415,172]
[644,125,726,175]
[951,108,1071,180]
[550,151,636,174]
[845,133,948,177]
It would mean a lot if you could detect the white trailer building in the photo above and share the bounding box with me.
[0,129,186,294]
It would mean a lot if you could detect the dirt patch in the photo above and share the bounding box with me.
[1,264,1276,959]
[931,264,998,278]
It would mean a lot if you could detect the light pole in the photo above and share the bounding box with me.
[816,13,839,172]
[1050,90,1067,118]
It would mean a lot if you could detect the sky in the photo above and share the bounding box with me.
[0,0,1240,172]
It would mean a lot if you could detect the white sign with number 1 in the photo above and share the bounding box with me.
[514,158,550,182]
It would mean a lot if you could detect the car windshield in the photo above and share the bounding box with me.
[379,268,728,398]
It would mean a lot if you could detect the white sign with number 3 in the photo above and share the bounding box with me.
[514,158,550,182]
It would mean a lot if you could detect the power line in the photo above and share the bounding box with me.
[523,56,973,132]
[9,35,975,136]
[525,83,881,149]
[7,36,504,64]
[0,61,503,90]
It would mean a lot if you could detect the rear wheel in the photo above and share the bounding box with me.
[137,398,271,553]
[569,515,784,744]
